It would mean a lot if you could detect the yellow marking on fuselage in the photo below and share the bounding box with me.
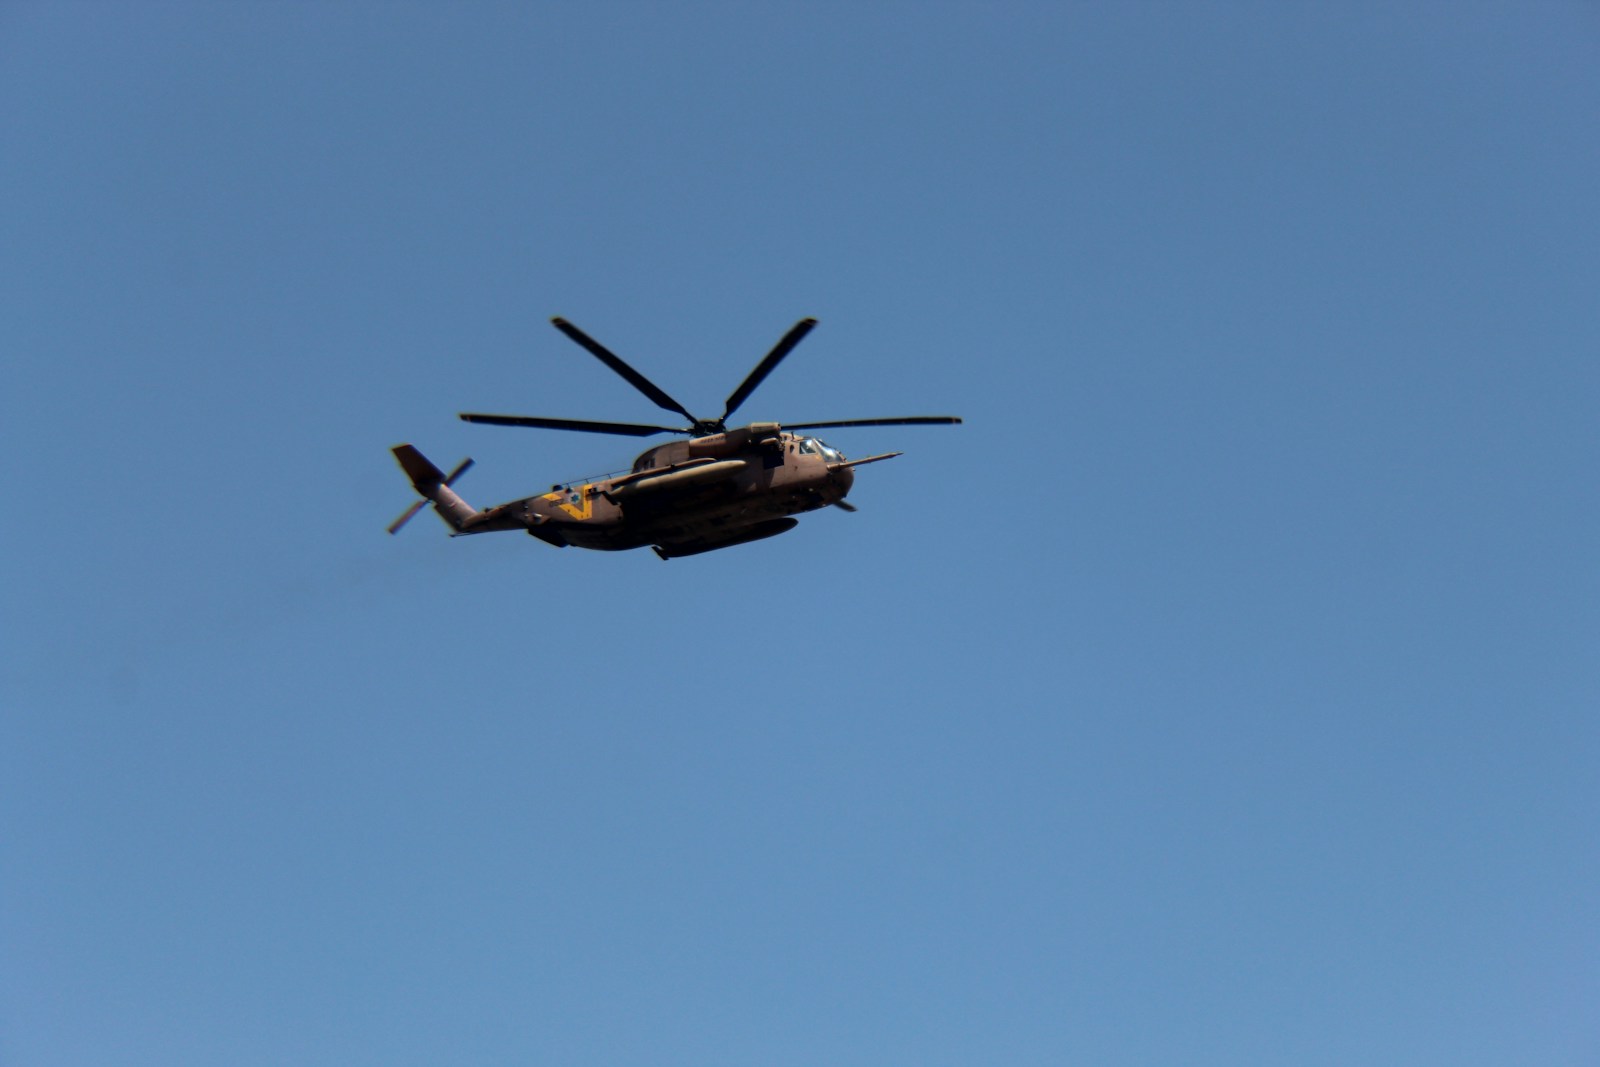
[543,486,594,520]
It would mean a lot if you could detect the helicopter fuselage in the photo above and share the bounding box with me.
[458,424,862,558]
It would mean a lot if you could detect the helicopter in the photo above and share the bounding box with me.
[388,316,961,559]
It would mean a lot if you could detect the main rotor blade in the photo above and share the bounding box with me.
[459,412,687,437]
[783,416,964,431]
[722,317,818,422]
[550,317,698,424]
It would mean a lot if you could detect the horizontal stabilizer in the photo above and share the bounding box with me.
[395,444,447,487]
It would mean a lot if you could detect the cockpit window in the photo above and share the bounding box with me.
[798,437,845,462]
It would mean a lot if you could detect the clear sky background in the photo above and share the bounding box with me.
[3,4,1596,1065]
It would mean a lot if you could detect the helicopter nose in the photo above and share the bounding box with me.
[830,464,855,498]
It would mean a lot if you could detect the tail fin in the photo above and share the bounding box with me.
[388,445,479,534]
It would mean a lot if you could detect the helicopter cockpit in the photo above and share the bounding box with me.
[797,437,846,464]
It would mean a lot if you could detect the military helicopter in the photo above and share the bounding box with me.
[388,316,960,559]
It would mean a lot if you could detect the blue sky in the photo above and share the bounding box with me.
[3,4,1596,1064]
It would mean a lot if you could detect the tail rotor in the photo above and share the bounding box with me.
[388,451,474,535]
